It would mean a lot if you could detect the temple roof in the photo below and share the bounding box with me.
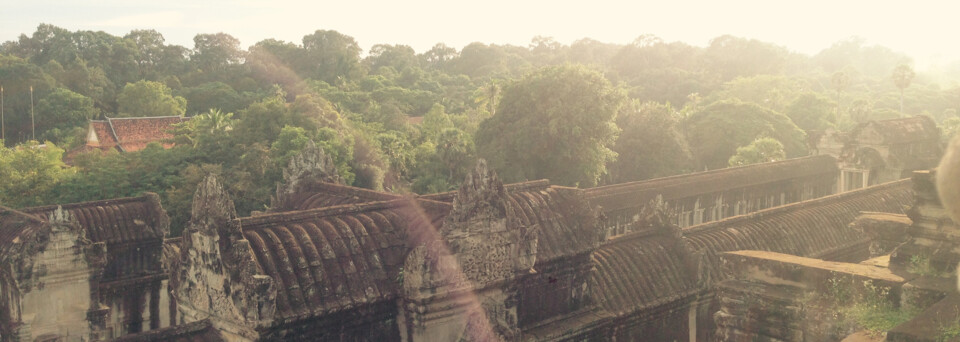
[857,115,939,145]
[584,155,838,213]
[21,193,169,245]
[684,178,912,279]
[86,116,185,152]
[422,180,599,264]
[238,198,443,321]
[0,206,46,259]
[281,182,403,211]
[589,179,912,317]
[590,230,698,315]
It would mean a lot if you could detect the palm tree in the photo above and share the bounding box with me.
[831,71,849,125]
[892,64,915,117]
[474,82,501,117]
[196,108,235,135]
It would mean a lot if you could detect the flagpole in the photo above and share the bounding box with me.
[30,86,35,141]
[1,85,4,143]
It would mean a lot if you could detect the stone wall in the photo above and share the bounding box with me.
[714,251,910,341]
[21,194,172,338]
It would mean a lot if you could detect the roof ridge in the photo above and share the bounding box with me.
[21,193,152,213]
[586,155,836,194]
[309,182,403,200]
[420,179,552,200]
[239,198,417,229]
[104,117,124,152]
[0,205,46,224]
[107,115,185,120]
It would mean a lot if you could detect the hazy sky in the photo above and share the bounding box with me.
[2,0,957,69]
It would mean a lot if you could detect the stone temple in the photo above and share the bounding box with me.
[0,116,952,341]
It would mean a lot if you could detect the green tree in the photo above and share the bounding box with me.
[192,33,245,73]
[420,103,454,141]
[0,141,72,207]
[366,44,418,73]
[117,80,187,117]
[420,43,458,70]
[179,81,246,114]
[608,101,693,183]
[785,92,836,133]
[232,93,288,144]
[832,71,849,123]
[476,65,625,187]
[35,88,99,145]
[941,117,960,143]
[892,64,915,116]
[728,137,786,166]
[124,29,167,79]
[710,74,805,114]
[301,30,363,85]
[685,99,807,169]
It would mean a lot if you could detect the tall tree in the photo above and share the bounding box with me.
[831,71,849,124]
[35,87,99,143]
[607,101,693,183]
[116,80,187,117]
[192,33,245,73]
[785,92,836,133]
[301,30,363,86]
[892,63,915,116]
[476,65,625,187]
[124,29,167,79]
[0,141,72,207]
[685,99,807,169]
[728,137,786,166]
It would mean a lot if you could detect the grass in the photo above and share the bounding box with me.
[938,321,960,342]
[909,253,943,277]
[834,279,919,337]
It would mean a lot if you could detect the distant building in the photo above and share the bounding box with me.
[816,115,942,192]
[84,116,187,153]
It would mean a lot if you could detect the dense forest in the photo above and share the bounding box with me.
[2,24,959,234]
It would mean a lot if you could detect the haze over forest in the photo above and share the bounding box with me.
[2,20,960,234]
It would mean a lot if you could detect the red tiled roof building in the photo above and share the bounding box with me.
[85,116,186,152]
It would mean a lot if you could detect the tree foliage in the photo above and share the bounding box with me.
[728,137,786,166]
[0,141,72,207]
[785,92,836,133]
[607,101,693,183]
[5,23,960,237]
[477,65,624,187]
[685,100,806,169]
[117,80,186,117]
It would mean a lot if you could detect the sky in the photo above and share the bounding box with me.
[2,0,958,70]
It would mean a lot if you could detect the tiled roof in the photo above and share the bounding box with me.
[238,199,441,320]
[88,121,118,148]
[684,179,913,280]
[108,116,183,151]
[590,230,698,314]
[86,116,184,152]
[285,182,403,211]
[861,115,939,145]
[0,206,45,259]
[21,193,169,245]
[584,155,838,213]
